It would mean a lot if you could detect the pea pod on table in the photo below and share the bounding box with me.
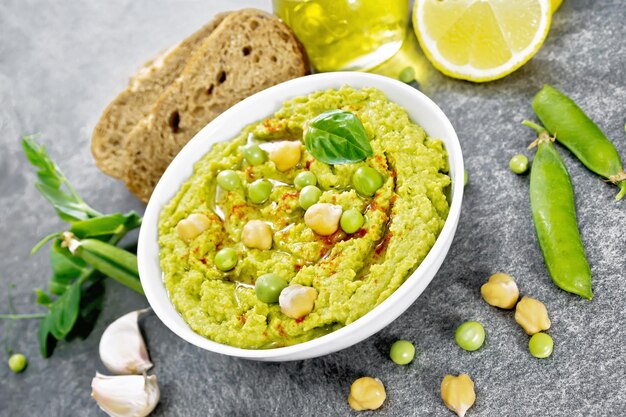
[524,123,593,299]
[532,84,626,200]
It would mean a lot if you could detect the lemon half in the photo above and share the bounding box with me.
[413,0,552,82]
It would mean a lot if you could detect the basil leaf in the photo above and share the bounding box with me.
[304,110,373,164]
[49,283,81,339]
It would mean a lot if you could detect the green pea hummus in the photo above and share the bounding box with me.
[158,86,450,349]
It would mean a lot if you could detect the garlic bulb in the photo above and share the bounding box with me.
[99,309,153,375]
[91,373,159,417]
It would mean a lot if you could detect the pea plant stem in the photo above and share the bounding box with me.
[522,120,547,134]
[0,313,47,320]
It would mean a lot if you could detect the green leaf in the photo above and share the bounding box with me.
[49,283,81,339]
[304,110,373,164]
[65,276,105,341]
[49,243,88,294]
[38,314,57,358]
[22,135,101,222]
[35,289,52,306]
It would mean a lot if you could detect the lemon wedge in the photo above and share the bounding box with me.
[551,0,563,12]
[413,0,552,82]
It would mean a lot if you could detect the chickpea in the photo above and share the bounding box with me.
[269,141,301,171]
[480,273,519,309]
[176,213,211,242]
[279,284,317,319]
[515,296,551,335]
[304,203,342,236]
[241,220,273,250]
[348,377,386,411]
[440,374,476,417]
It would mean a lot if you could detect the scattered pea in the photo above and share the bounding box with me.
[399,66,415,84]
[340,208,365,234]
[509,154,529,174]
[455,321,485,352]
[389,340,415,365]
[248,179,273,204]
[294,171,317,189]
[299,185,322,210]
[8,353,27,373]
[214,247,237,271]
[255,273,288,304]
[352,166,384,197]
[242,143,267,166]
[216,170,241,191]
[348,377,386,411]
[528,332,554,359]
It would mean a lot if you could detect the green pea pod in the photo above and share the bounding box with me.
[532,84,626,200]
[74,239,143,295]
[529,132,593,299]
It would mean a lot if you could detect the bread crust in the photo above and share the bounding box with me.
[91,13,230,178]
[124,9,309,202]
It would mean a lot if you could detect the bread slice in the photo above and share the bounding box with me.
[91,12,230,179]
[124,9,309,202]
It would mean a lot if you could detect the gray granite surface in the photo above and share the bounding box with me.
[1,0,625,416]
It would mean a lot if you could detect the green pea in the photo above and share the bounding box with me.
[299,185,322,210]
[214,247,238,271]
[509,154,529,174]
[255,273,288,303]
[389,340,415,365]
[528,332,553,359]
[294,171,317,189]
[248,179,273,204]
[242,143,267,166]
[8,353,27,373]
[217,170,241,191]
[464,169,469,186]
[340,208,364,234]
[352,166,384,197]
[399,66,415,84]
[455,321,485,351]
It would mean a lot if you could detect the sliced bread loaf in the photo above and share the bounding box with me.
[124,9,309,202]
[91,12,230,179]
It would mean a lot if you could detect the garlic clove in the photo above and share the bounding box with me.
[91,373,159,417]
[99,309,153,375]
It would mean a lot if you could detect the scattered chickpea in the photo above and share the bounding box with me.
[440,373,476,417]
[304,203,342,236]
[241,220,273,250]
[480,273,519,309]
[515,296,551,335]
[279,284,317,319]
[348,377,386,411]
[269,141,301,171]
[176,213,211,242]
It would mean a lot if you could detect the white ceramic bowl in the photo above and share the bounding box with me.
[138,72,463,361]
